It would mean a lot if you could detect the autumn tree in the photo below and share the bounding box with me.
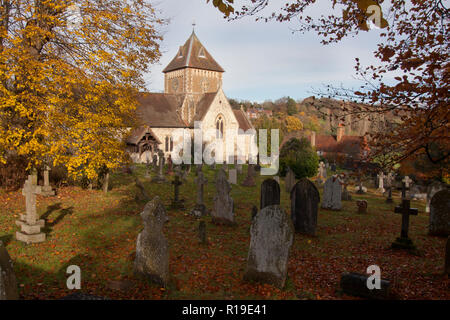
[285,115,303,132]
[208,0,449,171]
[0,0,164,181]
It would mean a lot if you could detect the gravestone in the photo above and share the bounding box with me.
[429,189,450,237]
[152,154,158,170]
[426,181,447,213]
[134,178,151,202]
[244,205,294,289]
[342,184,352,201]
[392,199,418,250]
[0,241,19,300]
[171,175,184,209]
[357,200,368,214]
[16,175,46,244]
[167,154,173,175]
[241,164,256,187]
[285,167,296,194]
[145,159,151,178]
[321,177,342,211]
[290,179,320,235]
[134,197,169,287]
[152,150,167,183]
[212,169,234,225]
[237,164,243,174]
[190,172,208,217]
[260,178,281,210]
[445,236,450,276]
[198,221,207,245]
[340,273,391,300]
[317,162,326,184]
[41,166,55,197]
[377,172,385,193]
[228,168,237,185]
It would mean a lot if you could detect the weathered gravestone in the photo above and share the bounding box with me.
[290,179,320,236]
[228,168,237,185]
[134,197,169,287]
[213,169,234,225]
[41,166,55,197]
[426,181,447,213]
[152,154,158,170]
[445,236,450,276]
[237,164,243,174]
[260,178,281,210]
[321,177,342,211]
[0,241,19,300]
[285,167,296,194]
[244,205,294,289]
[357,200,368,214]
[16,175,46,244]
[340,273,391,300]
[392,199,418,250]
[190,171,208,217]
[341,183,352,201]
[134,178,151,202]
[429,189,450,237]
[152,150,167,183]
[241,164,256,187]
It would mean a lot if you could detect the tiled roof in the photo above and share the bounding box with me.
[126,126,161,145]
[233,109,254,131]
[136,93,187,128]
[163,32,225,73]
[191,92,218,124]
[312,135,364,157]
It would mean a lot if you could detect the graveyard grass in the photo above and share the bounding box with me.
[0,166,448,300]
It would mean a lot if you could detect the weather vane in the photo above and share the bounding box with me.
[192,20,196,31]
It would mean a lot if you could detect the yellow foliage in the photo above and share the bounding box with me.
[285,116,303,133]
[0,1,164,179]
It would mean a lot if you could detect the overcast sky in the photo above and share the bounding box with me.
[144,0,387,103]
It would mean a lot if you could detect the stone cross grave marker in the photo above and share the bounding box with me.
[402,176,413,189]
[16,175,46,244]
[190,171,208,217]
[171,175,184,209]
[392,199,418,250]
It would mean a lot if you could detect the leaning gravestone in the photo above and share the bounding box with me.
[0,241,19,300]
[321,177,342,211]
[290,179,320,236]
[212,169,234,225]
[16,175,46,244]
[285,167,296,194]
[429,189,450,237]
[244,205,294,289]
[134,197,169,287]
[260,178,281,210]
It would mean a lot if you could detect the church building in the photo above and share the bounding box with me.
[126,31,254,163]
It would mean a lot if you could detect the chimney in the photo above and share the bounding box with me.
[337,124,345,142]
[311,131,316,147]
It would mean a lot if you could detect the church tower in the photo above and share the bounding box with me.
[163,31,224,95]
